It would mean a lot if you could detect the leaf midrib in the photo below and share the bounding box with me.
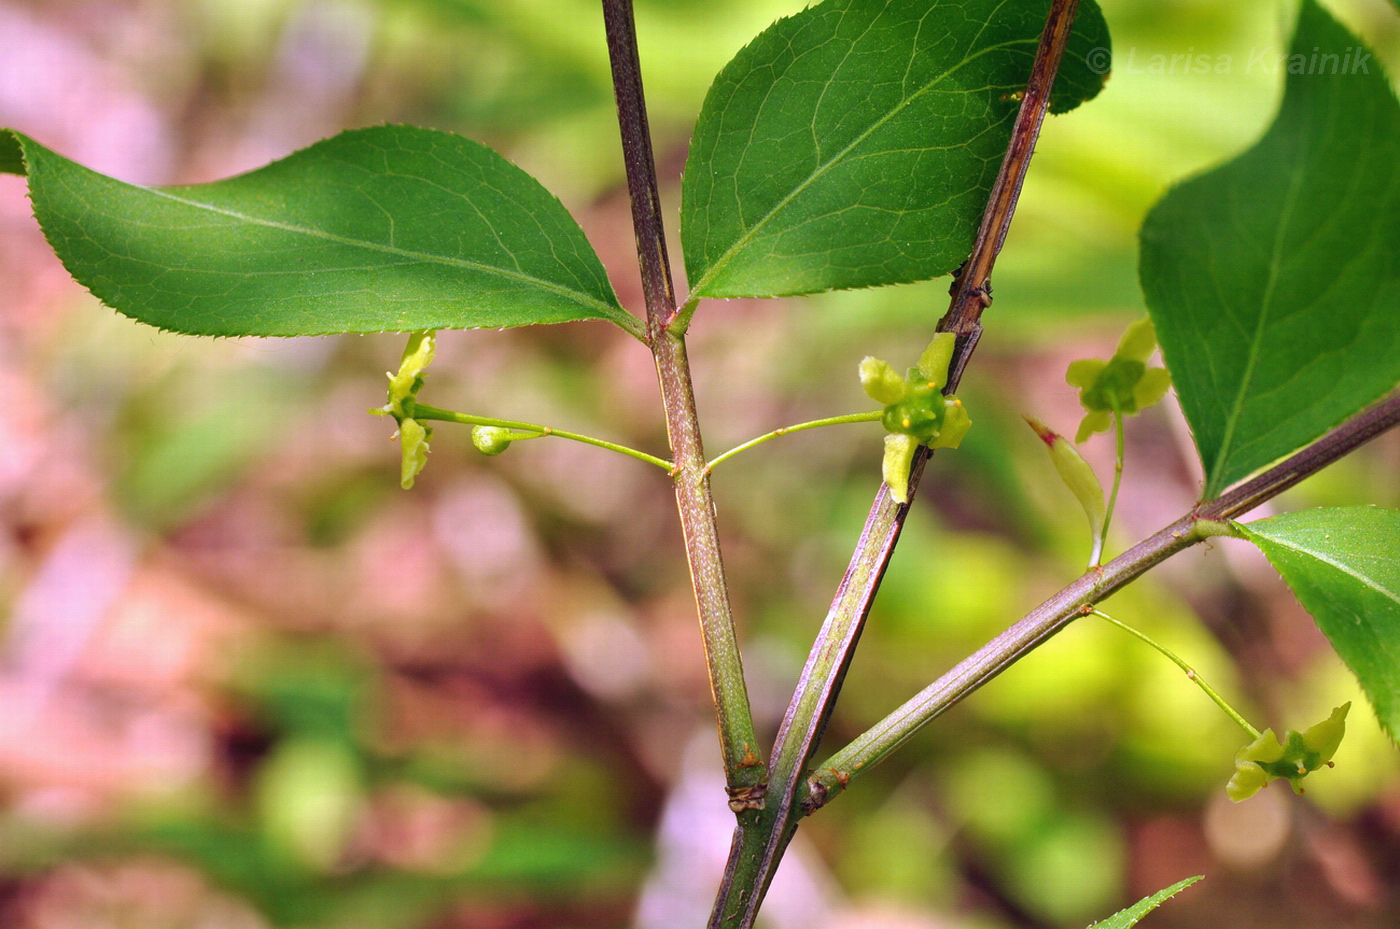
[1206,149,1311,497]
[689,35,1035,298]
[141,186,624,320]
[1262,534,1400,605]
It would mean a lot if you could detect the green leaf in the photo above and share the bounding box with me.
[1086,876,1202,929]
[0,130,22,175]
[1239,507,1400,739]
[680,0,1110,300]
[1140,0,1400,499]
[3,125,638,337]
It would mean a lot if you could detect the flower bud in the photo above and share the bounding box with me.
[1024,415,1104,541]
[471,425,514,457]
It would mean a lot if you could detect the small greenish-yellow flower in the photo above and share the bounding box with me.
[1225,703,1349,801]
[860,333,972,504]
[1067,317,1172,443]
[372,331,437,489]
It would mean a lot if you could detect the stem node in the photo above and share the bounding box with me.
[727,783,768,813]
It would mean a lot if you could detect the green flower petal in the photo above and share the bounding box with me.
[1226,761,1270,801]
[1300,702,1349,765]
[1133,367,1172,410]
[860,356,907,406]
[1115,316,1158,363]
[387,331,437,417]
[399,418,431,489]
[1076,410,1112,443]
[1066,358,1107,389]
[930,397,971,449]
[917,332,957,389]
[1236,728,1285,765]
[882,433,918,504]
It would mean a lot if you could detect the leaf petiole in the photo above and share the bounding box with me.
[705,410,884,473]
[668,296,702,336]
[411,403,674,471]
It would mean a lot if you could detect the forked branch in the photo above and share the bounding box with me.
[709,2,1087,927]
[805,390,1400,810]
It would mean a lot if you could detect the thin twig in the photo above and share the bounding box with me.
[601,0,766,802]
[804,389,1400,810]
[1093,610,1260,739]
[413,403,675,470]
[708,3,1086,926]
[705,411,883,472]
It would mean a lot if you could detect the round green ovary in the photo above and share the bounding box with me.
[1079,358,1147,413]
[881,373,947,443]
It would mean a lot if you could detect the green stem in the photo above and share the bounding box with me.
[1091,408,1125,567]
[1092,609,1260,739]
[413,403,674,471]
[706,411,883,472]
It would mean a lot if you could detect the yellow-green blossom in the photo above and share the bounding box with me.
[1226,703,1349,801]
[860,332,971,503]
[372,331,437,489]
[1067,317,1172,443]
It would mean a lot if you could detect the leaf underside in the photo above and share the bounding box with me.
[681,0,1110,300]
[2,125,632,337]
[1240,507,1400,740]
[1140,0,1400,499]
[1086,876,1202,929]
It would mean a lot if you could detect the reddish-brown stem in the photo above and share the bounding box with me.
[708,3,1086,927]
[602,0,766,802]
